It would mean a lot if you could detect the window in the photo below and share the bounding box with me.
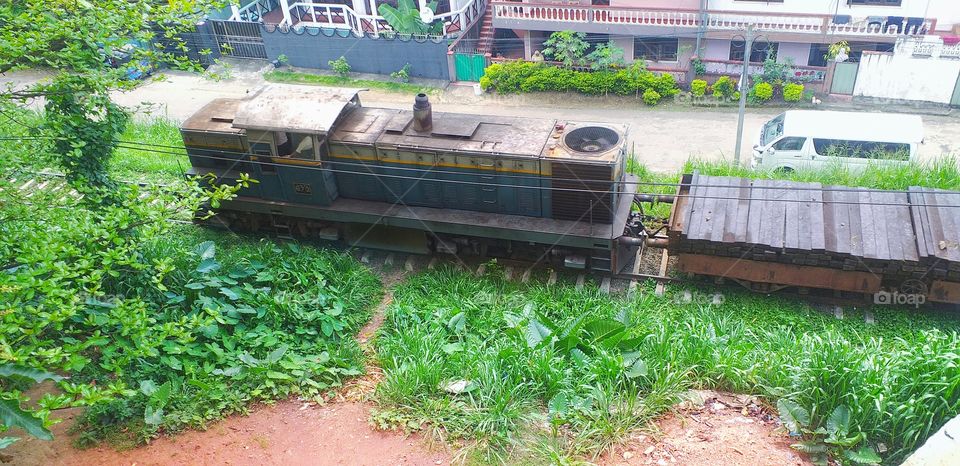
[848,0,901,6]
[813,139,910,160]
[808,43,830,67]
[729,41,778,63]
[250,142,273,156]
[634,37,679,62]
[275,132,316,160]
[773,137,806,151]
[761,115,784,146]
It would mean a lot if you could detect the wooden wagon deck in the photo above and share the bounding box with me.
[668,173,960,300]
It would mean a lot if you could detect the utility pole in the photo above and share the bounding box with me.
[695,0,708,56]
[734,24,754,166]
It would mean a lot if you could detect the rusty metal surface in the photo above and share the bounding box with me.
[181,98,244,133]
[232,84,363,134]
[332,107,401,145]
[375,110,556,158]
[929,280,960,304]
[676,253,882,294]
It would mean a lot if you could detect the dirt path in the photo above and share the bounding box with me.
[5,269,450,466]
[602,391,809,466]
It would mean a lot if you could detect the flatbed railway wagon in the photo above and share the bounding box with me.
[668,173,960,305]
[180,84,638,273]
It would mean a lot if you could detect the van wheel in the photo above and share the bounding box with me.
[774,167,794,174]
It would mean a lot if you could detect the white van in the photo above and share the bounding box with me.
[751,110,923,172]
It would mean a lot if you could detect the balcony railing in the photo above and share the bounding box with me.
[492,1,935,39]
[231,0,486,37]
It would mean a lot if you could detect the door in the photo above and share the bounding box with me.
[951,72,960,107]
[831,62,859,95]
[454,53,487,82]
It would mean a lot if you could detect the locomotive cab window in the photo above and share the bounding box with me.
[275,132,317,160]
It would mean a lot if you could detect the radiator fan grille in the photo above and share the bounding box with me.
[563,126,620,153]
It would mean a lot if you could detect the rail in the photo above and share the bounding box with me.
[491,1,935,38]
[699,58,826,82]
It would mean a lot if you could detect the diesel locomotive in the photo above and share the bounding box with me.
[181,84,641,273]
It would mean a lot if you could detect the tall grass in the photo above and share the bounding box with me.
[374,267,960,464]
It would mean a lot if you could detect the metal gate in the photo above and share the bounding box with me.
[211,20,267,59]
[454,53,487,82]
[951,72,960,107]
[830,61,859,95]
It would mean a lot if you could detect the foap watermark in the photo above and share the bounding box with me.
[874,280,927,308]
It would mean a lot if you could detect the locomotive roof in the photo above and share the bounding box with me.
[232,84,363,134]
[181,98,244,134]
[334,107,556,157]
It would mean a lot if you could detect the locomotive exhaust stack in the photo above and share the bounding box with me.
[413,93,433,132]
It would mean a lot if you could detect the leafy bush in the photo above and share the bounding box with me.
[691,57,706,76]
[586,41,625,71]
[390,63,412,83]
[328,56,351,77]
[783,82,804,102]
[482,60,679,102]
[711,76,737,100]
[752,81,774,103]
[642,89,661,105]
[542,30,590,67]
[378,0,442,35]
[690,79,707,97]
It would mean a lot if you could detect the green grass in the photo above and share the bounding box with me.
[374,267,960,464]
[0,107,186,184]
[264,70,438,94]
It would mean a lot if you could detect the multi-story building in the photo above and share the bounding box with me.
[489,0,959,79]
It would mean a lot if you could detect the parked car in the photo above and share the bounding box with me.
[752,110,924,172]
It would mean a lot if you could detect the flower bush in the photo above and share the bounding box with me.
[783,82,805,102]
[642,89,661,105]
[690,79,707,97]
[481,60,680,102]
[752,81,774,103]
[711,76,737,100]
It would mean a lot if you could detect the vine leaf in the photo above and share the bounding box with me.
[525,318,552,348]
[0,399,52,441]
[0,365,63,384]
[777,399,810,435]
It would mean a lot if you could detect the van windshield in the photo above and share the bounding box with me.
[761,115,784,146]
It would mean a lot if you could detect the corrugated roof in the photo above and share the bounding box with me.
[232,84,363,134]
[782,110,924,144]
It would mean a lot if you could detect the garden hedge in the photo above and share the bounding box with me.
[480,61,680,100]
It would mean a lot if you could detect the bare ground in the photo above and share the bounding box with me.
[601,391,810,466]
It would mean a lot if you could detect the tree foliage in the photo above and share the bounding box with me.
[378,0,443,35]
[542,31,590,67]
[0,0,223,195]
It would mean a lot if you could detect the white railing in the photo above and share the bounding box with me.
[943,44,960,59]
[492,2,933,39]
[237,0,485,37]
[233,0,280,22]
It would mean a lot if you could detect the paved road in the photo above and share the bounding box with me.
[6,65,960,173]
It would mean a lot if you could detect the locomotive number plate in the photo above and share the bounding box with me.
[293,183,312,195]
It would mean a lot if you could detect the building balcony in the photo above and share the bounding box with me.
[491,1,936,42]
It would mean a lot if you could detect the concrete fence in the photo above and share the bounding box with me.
[853,51,960,105]
[260,25,451,80]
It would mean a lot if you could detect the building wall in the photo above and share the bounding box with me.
[778,42,811,65]
[707,0,934,18]
[853,52,960,104]
[609,0,702,9]
[928,0,960,32]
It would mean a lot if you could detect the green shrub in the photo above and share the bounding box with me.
[642,89,661,105]
[390,63,412,83]
[690,79,707,97]
[481,60,680,98]
[784,82,804,102]
[752,81,774,103]
[328,56,351,77]
[711,76,737,100]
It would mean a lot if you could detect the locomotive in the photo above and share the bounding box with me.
[181,84,640,273]
[181,84,960,306]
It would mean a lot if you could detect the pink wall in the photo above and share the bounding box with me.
[609,0,701,9]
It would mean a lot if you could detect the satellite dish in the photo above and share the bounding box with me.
[420,7,435,23]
